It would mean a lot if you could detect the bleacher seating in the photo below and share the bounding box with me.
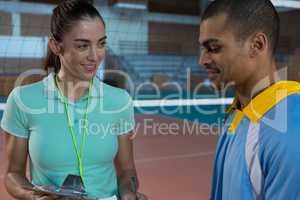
[115,54,207,90]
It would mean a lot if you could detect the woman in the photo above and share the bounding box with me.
[1,1,147,199]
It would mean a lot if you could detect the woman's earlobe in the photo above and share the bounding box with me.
[48,38,61,55]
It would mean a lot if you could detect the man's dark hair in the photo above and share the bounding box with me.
[202,0,280,56]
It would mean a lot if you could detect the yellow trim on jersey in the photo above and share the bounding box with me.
[225,98,239,113]
[228,110,244,134]
[226,81,300,133]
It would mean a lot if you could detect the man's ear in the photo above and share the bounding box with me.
[48,37,62,55]
[249,32,268,58]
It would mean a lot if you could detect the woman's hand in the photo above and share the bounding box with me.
[120,191,148,200]
[27,191,86,200]
[28,192,86,200]
[25,190,60,200]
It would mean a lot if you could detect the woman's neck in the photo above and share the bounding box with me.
[56,72,90,101]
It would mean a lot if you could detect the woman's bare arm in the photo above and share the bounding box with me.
[4,132,35,199]
[115,133,139,197]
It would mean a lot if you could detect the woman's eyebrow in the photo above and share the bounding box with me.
[73,36,107,43]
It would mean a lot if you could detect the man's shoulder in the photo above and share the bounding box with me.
[259,92,300,136]
[286,92,300,104]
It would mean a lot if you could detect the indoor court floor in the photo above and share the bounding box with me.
[0,113,219,200]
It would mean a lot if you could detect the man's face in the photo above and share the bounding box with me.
[199,14,253,90]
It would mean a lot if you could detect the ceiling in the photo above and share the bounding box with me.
[20,0,300,15]
[148,0,200,16]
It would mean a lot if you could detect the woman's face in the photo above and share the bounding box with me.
[58,17,106,82]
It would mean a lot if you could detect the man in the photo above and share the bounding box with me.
[198,0,300,199]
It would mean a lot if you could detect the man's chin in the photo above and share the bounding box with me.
[208,78,222,90]
[210,79,232,91]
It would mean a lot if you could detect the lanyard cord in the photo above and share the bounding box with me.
[55,75,92,180]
